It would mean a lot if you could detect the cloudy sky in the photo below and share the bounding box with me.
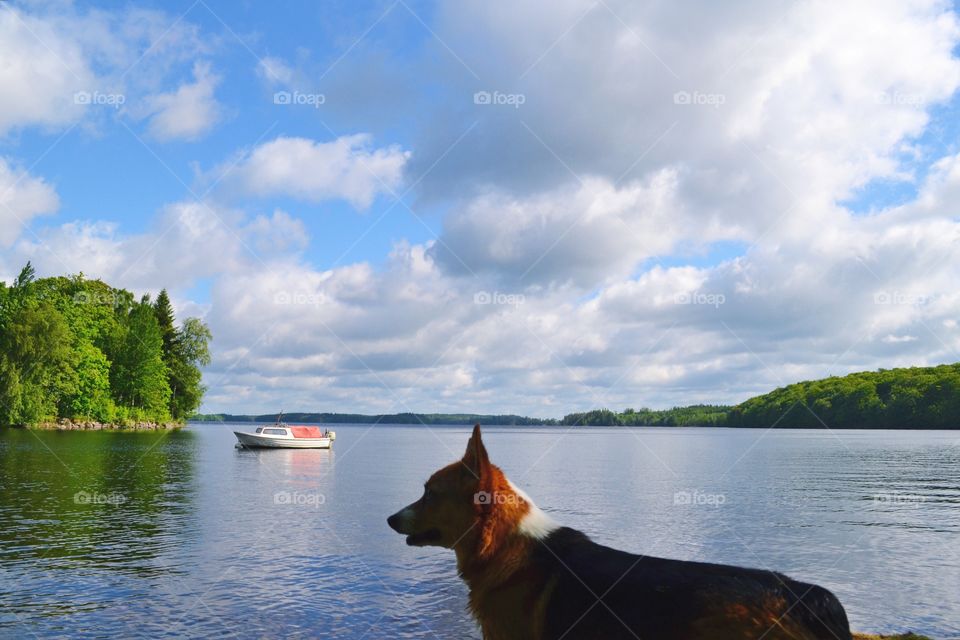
[2,0,960,417]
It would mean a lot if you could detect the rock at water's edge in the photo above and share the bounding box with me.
[16,419,183,431]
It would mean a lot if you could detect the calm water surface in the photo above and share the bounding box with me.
[1,424,958,639]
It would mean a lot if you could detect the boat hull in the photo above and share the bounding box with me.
[233,431,332,449]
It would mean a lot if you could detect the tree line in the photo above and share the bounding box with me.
[0,263,211,426]
[561,405,731,427]
[195,360,960,429]
[561,365,960,428]
[193,412,558,425]
[726,364,960,428]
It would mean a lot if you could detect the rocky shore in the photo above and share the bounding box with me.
[23,419,183,431]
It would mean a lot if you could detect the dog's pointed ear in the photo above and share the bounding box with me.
[461,423,490,481]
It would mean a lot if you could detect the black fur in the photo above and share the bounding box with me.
[531,527,851,640]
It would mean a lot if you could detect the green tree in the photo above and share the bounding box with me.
[167,317,212,419]
[149,290,213,419]
[153,289,176,357]
[0,302,76,425]
[110,303,171,420]
[0,266,211,427]
[13,261,35,289]
[64,342,115,422]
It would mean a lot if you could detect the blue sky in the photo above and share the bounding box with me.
[3,0,960,415]
[12,0,443,273]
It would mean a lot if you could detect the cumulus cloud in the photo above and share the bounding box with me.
[142,62,222,141]
[0,3,211,138]
[0,6,93,134]
[0,159,59,248]
[216,134,410,209]
[415,0,960,229]
[431,169,733,288]
[11,200,284,294]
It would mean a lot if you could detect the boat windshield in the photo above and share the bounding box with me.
[263,428,287,435]
[255,427,263,433]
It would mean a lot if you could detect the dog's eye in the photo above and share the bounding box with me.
[423,488,434,502]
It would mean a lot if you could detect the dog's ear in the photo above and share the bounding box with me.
[461,423,490,481]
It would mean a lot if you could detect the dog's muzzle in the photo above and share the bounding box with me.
[388,509,442,546]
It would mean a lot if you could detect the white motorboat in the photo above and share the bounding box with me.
[234,423,335,449]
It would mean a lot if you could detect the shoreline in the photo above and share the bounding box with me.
[9,419,184,432]
[193,418,960,430]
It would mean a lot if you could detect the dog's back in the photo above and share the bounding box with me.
[534,527,851,640]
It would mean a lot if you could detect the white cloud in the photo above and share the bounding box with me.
[11,200,280,294]
[256,56,295,85]
[217,134,410,209]
[0,6,93,135]
[0,3,212,138]
[0,159,59,248]
[414,0,960,237]
[431,169,731,287]
[142,62,222,141]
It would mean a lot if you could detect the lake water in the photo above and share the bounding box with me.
[1,424,958,639]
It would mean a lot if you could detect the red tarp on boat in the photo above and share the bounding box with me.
[290,426,324,438]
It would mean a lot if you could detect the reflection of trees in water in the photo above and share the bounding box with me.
[0,429,197,577]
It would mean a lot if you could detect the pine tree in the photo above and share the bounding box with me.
[13,261,35,289]
[153,289,176,358]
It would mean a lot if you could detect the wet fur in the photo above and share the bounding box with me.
[388,425,851,640]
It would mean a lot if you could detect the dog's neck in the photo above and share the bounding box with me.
[507,480,559,540]
[455,474,560,635]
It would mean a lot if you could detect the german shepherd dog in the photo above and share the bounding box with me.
[388,425,851,640]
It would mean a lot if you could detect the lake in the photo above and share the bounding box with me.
[1,424,958,639]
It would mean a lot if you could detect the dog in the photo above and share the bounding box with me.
[388,425,852,640]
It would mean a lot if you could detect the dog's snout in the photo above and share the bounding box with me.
[388,507,415,534]
[387,513,401,531]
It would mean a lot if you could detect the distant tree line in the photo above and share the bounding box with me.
[561,405,731,427]
[193,412,558,425]
[560,365,960,428]
[0,263,211,426]
[193,364,960,430]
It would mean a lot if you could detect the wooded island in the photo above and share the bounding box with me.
[0,263,211,428]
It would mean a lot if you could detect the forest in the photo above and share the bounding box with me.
[0,263,211,427]
[560,364,960,428]
[193,412,558,425]
[725,364,960,428]
[561,405,731,427]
